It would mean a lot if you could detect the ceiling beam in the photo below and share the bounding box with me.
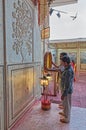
[50,0,78,7]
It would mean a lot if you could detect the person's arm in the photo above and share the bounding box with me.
[46,67,60,72]
[52,61,59,68]
[45,61,61,72]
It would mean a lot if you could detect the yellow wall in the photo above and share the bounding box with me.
[57,48,86,76]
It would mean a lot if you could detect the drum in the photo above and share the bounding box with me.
[44,52,52,71]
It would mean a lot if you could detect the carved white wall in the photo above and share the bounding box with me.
[6,0,34,63]
[33,7,41,62]
[0,67,4,130]
[0,0,42,129]
[0,0,4,129]
[0,0,4,65]
[8,64,40,126]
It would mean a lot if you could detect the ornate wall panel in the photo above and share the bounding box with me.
[34,65,41,97]
[6,0,34,63]
[0,0,41,129]
[38,0,49,25]
[0,0,4,129]
[80,51,86,70]
[33,8,41,62]
[80,42,86,48]
[0,66,4,130]
[8,64,34,125]
[0,0,4,64]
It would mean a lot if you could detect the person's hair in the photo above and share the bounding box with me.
[72,60,75,64]
[60,52,67,57]
[60,52,68,60]
[61,55,70,64]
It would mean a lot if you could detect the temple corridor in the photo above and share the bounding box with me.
[10,73,86,130]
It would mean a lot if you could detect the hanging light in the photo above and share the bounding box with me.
[40,75,51,110]
[56,12,61,18]
[48,0,54,7]
[40,76,49,86]
[49,7,77,20]
[46,73,52,81]
[49,8,54,15]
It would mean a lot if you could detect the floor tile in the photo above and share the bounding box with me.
[11,102,86,130]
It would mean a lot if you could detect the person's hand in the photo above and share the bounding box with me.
[61,95,64,100]
[44,66,49,71]
[51,61,54,64]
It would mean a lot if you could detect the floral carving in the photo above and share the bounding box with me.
[12,0,33,62]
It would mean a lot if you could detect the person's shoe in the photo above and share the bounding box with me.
[59,112,65,116]
[58,105,64,109]
[60,118,70,123]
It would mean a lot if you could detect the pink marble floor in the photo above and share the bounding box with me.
[46,74,86,108]
[11,102,86,130]
[10,74,86,130]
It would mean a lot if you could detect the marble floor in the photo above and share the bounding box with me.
[48,74,86,108]
[11,102,86,130]
[10,74,86,130]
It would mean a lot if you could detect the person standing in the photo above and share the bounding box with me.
[71,60,77,81]
[51,52,68,109]
[45,52,68,109]
[59,56,74,123]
